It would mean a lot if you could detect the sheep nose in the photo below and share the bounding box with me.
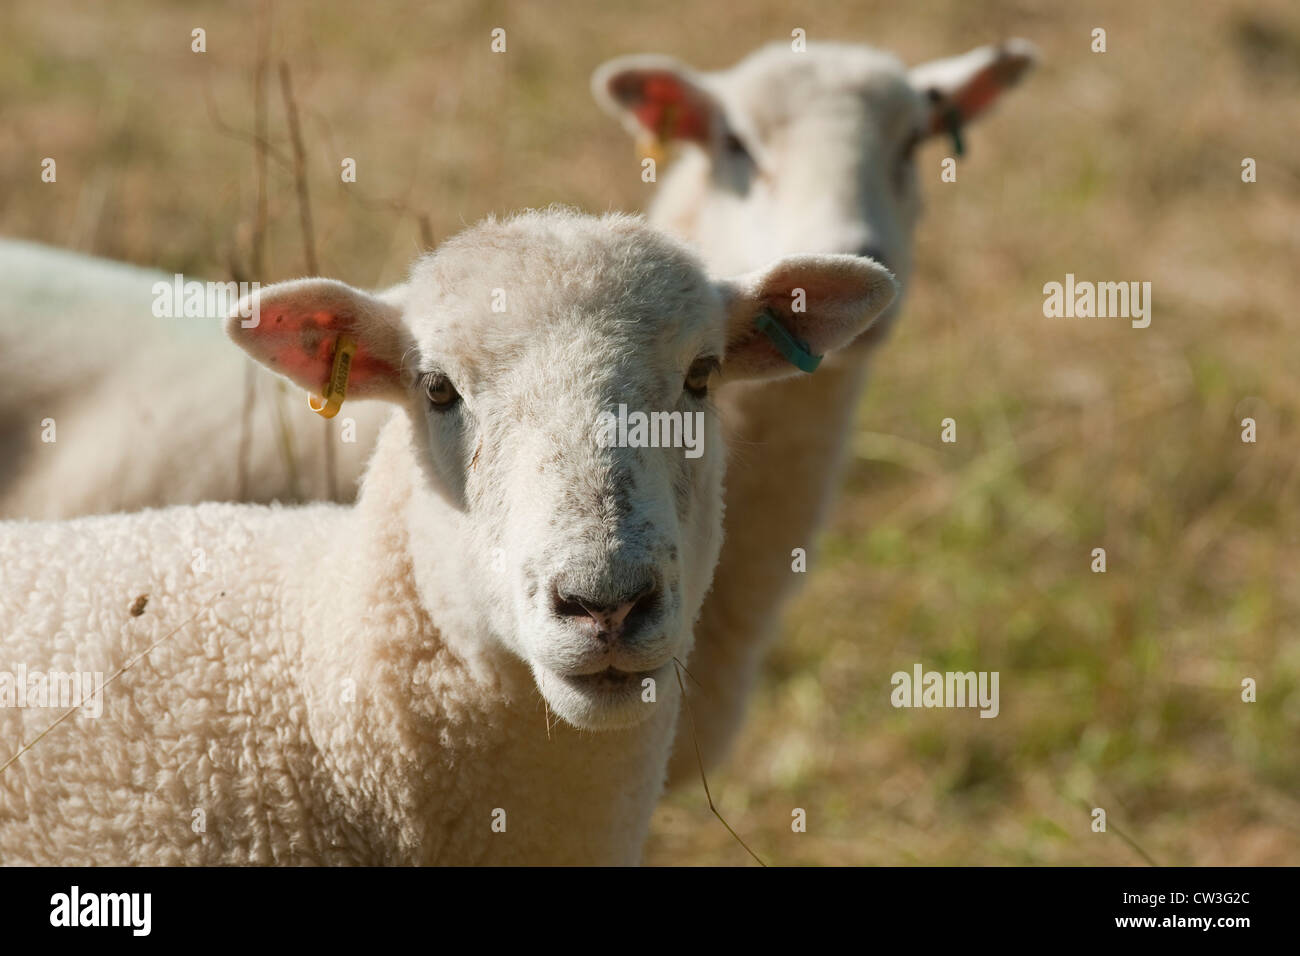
[551,578,661,643]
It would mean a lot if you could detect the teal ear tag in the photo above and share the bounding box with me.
[755,309,822,373]
[944,105,965,157]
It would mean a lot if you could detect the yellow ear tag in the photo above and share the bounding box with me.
[307,334,357,419]
[638,100,678,167]
[637,132,665,167]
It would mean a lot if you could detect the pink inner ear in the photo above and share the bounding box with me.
[954,70,1004,119]
[621,72,711,142]
[759,274,856,346]
[249,307,396,394]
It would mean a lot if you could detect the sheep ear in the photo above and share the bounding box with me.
[225,278,412,402]
[910,39,1038,140]
[717,255,898,382]
[591,55,726,149]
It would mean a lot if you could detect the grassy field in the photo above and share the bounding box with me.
[2,0,1297,864]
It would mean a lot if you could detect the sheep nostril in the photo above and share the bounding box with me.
[616,581,661,638]
[551,587,590,621]
[551,580,661,642]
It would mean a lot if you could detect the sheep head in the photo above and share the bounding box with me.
[593,40,1037,339]
[226,210,895,730]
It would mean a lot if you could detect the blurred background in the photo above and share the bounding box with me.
[2,0,1297,864]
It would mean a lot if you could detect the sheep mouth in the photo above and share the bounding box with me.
[563,666,646,689]
[537,660,676,729]
[554,658,676,695]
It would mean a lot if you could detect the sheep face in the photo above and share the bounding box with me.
[593,41,1037,338]
[226,211,897,732]
[399,213,731,730]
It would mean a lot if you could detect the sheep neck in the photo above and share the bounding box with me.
[669,354,871,782]
[296,414,679,864]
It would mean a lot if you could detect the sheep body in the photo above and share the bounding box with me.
[0,238,389,518]
[594,40,1037,781]
[0,418,673,864]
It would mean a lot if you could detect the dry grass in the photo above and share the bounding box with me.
[2,0,1297,864]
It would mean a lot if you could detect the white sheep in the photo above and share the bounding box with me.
[0,238,390,518]
[592,39,1038,782]
[0,209,896,864]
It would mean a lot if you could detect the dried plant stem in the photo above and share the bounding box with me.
[278,61,334,499]
[251,5,270,279]
[673,658,767,866]
[278,62,318,275]
[236,359,256,499]
[237,2,272,501]
[270,379,302,500]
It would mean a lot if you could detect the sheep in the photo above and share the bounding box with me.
[0,209,897,864]
[0,238,391,518]
[592,39,1038,782]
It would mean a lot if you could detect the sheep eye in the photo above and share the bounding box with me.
[423,372,460,410]
[684,357,719,398]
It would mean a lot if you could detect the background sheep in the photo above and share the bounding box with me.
[0,210,896,864]
[592,40,1037,783]
[0,239,391,518]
